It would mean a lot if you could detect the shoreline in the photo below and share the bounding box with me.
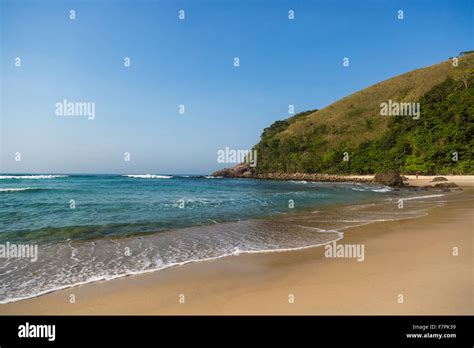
[212,170,474,187]
[0,182,461,305]
[1,187,472,315]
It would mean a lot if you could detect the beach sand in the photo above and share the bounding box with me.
[1,188,472,315]
[346,174,474,187]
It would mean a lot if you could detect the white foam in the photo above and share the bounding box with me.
[399,194,445,201]
[352,186,392,192]
[0,175,67,179]
[123,174,173,179]
[0,236,345,305]
[372,187,392,192]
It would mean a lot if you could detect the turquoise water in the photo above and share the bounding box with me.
[0,174,443,303]
[0,174,392,243]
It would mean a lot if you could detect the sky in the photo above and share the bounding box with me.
[1,0,472,174]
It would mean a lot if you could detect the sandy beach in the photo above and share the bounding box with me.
[346,174,474,187]
[1,182,472,315]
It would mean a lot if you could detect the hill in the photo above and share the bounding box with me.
[252,52,474,175]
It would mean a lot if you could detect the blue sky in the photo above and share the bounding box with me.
[1,0,472,174]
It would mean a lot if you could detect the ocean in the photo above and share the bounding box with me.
[0,174,446,303]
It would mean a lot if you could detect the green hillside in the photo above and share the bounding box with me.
[254,52,474,175]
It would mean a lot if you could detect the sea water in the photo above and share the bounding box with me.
[0,174,446,303]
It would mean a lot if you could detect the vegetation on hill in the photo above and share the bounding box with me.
[253,53,474,175]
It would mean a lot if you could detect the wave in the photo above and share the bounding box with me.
[352,186,392,193]
[205,175,222,179]
[0,175,67,179]
[176,175,210,179]
[0,187,37,193]
[371,187,392,193]
[123,174,173,179]
[0,226,343,305]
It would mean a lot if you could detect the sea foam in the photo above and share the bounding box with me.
[123,174,173,179]
[0,175,67,179]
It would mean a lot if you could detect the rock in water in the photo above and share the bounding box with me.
[374,171,403,187]
[434,182,459,188]
[211,163,255,178]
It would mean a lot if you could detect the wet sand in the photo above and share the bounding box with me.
[1,188,472,315]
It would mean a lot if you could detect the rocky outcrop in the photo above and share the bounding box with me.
[254,172,371,183]
[211,163,255,178]
[211,165,465,191]
[212,164,374,183]
[434,182,459,188]
[373,171,403,187]
[210,165,465,190]
[431,176,448,182]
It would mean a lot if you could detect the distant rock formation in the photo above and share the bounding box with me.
[374,171,403,187]
[212,163,255,178]
[212,164,373,183]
